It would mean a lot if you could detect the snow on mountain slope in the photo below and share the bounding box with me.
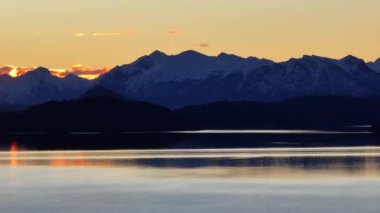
[1,51,380,109]
[216,53,274,77]
[106,50,224,84]
[0,67,93,105]
[240,55,380,102]
[99,50,274,102]
[99,52,380,108]
[101,50,273,83]
[368,58,380,72]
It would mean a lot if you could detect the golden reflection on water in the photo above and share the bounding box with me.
[10,142,19,167]
[2,147,380,179]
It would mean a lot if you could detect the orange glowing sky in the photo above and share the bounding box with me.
[0,65,109,79]
[0,0,379,78]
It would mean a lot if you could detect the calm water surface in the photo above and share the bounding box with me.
[1,146,380,212]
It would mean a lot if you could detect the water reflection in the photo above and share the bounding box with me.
[2,146,380,213]
[9,142,19,167]
[2,147,380,179]
[1,128,378,150]
[167,130,372,134]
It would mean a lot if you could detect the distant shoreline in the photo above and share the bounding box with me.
[1,127,378,151]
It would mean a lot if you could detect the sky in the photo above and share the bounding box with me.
[0,0,379,78]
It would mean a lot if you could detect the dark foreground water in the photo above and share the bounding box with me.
[1,146,380,213]
[0,128,378,150]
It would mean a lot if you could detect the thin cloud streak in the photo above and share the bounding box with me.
[166,30,183,36]
[91,31,135,37]
[73,32,86,37]
[192,43,210,48]
[71,31,135,37]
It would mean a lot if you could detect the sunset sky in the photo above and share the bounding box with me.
[1,0,379,74]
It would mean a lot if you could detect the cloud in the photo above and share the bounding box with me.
[51,64,109,79]
[71,31,135,37]
[0,65,109,80]
[0,66,13,75]
[73,32,86,37]
[91,32,133,37]
[0,66,35,77]
[192,43,210,48]
[166,30,183,36]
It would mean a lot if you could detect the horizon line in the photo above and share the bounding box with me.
[1,50,379,80]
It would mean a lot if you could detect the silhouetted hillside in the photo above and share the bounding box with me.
[0,103,27,112]
[0,97,186,133]
[82,85,125,100]
[1,96,380,134]
[177,96,380,129]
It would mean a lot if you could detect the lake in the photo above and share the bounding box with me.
[1,146,380,213]
[0,127,378,150]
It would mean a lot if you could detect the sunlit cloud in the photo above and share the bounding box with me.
[0,65,110,80]
[0,66,35,77]
[51,64,109,79]
[91,31,134,37]
[166,30,183,36]
[192,43,210,48]
[71,31,135,37]
[0,66,13,75]
[74,32,86,37]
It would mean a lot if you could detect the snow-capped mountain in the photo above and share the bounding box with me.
[100,50,273,84]
[99,51,380,108]
[99,50,275,107]
[1,51,380,110]
[238,55,380,102]
[0,67,93,106]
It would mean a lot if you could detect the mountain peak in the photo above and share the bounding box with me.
[217,53,243,62]
[149,50,168,63]
[24,67,51,77]
[150,50,167,57]
[30,67,50,76]
[177,50,206,58]
[64,73,79,79]
[341,55,364,63]
[82,86,124,100]
[301,55,324,59]
[300,55,332,64]
[64,73,87,81]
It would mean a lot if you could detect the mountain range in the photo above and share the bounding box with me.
[1,51,380,110]
[0,67,92,110]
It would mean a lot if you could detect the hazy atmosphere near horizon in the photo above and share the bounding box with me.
[2,1,380,213]
[1,0,379,69]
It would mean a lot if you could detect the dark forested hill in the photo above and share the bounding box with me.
[177,96,380,129]
[0,96,186,133]
[1,95,380,134]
